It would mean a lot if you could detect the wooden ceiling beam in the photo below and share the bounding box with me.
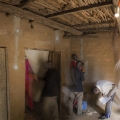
[10,0,21,5]
[79,27,115,32]
[46,1,113,18]
[64,35,99,39]
[73,20,114,28]
[18,0,30,8]
[0,0,21,5]
[0,2,82,35]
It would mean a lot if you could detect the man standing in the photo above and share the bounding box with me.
[42,61,60,120]
[68,61,85,116]
[91,80,120,119]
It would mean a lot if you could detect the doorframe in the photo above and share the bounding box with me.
[5,47,10,120]
[0,47,9,120]
[24,48,62,113]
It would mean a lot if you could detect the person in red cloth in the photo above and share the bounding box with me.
[70,54,84,72]
[70,54,77,68]
[25,57,37,110]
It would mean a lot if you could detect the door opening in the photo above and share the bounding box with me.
[24,49,61,120]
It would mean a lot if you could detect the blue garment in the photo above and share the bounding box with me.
[105,94,115,118]
[70,68,84,92]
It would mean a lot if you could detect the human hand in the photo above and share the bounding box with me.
[106,92,111,97]
[102,94,107,97]
[103,93,111,97]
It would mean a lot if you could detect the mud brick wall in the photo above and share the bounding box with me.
[70,33,118,103]
[1,10,120,120]
[71,33,117,89]
[0,12,70,120]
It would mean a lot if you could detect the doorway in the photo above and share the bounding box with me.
[24,49,61,120]
[0,48,7,120]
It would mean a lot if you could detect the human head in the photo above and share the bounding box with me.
[91,86,100,95]
[71,54,77,61]
[76,60,82,69]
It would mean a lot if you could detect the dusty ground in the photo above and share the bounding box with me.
[24,102,120,120]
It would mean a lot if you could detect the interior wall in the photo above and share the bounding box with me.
[70,33,120,117]
[0,12,70,120]
[71,33,117,92]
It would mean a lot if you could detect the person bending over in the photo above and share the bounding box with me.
[91,80,120,119]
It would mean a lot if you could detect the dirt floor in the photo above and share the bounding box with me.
[24,102,120,120]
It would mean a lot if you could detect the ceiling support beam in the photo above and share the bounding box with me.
[0,0,21,5]
[10,0,21,5]
[73,20,114,28]
[46,1,113,18]
[64,35,99,39]
[0,2,82,35]
[18,0,29,8]
[79,27,115,32]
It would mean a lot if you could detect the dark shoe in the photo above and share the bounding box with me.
[98,115,109,119]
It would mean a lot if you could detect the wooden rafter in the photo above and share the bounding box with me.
[0,0,21,5]
[64,35,99,39]
[0,2,82,35]
[79,27,115,32]
[46,1,113,18]
[10,0,21,5]
[64,26,115,39]
[34,0,59,11]
[73,20,115,28]
[18,0,30,8]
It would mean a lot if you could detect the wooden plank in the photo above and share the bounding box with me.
[64,35,99,39]
[18,0,30,8]
[34,0,59,11]
[0,2,82,35]
[46,1,113,18]
[64,27,115,39]
[79,27,115,32]
[10,0,21,5]
[73,20,114,28]
[0,0,10,3]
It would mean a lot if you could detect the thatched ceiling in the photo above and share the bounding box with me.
[0,0,117,35]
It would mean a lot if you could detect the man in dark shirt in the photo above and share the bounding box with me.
[42,61,60,120]
[68,61,84,116]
